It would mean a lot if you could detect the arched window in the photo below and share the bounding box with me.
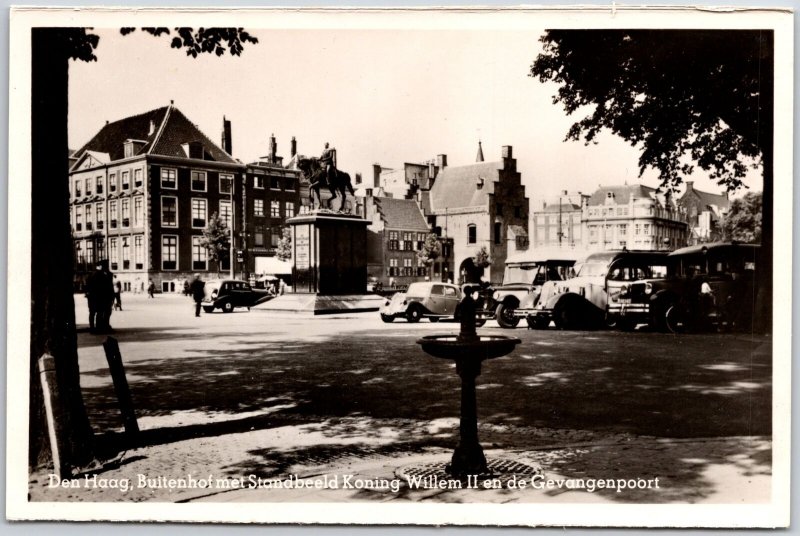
[467,224,477,244]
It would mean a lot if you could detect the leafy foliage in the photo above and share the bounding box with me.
[276,228,292,262]
[472,246,491,268]
[199,213,230,272]
[120,27,258,57]
[416,233,442,265]
[531,30,773,193]
[721,192,762,243]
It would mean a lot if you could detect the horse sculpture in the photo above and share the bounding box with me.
[297,157,355,212]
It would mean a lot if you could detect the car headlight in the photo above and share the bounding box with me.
[644,282,653,295]
[492,291,500,300]
[620,284,629,297]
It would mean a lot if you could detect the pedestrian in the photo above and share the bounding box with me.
[189,274,206,317]
[93,260,115,333]
[279,279,286,295]
[85,262,103,332]
[112,278,123,311]
[147,279,155,298]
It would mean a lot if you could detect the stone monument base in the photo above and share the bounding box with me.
[253,293,385,315]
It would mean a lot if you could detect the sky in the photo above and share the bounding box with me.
[68,27,762,204]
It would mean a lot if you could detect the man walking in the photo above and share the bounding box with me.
[147,279,155,298]
[85,263,103,332]
[189,274,206,317]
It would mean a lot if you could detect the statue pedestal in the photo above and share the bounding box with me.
[254,212,384,314]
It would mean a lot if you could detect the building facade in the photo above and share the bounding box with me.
[677,181,730,244]
[583,185,688,251]
[531,191,588,250]
[69,105,299,292]
[425,145,529,285]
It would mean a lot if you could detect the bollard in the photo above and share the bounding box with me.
[102,337,140,438]
[37,354,69,479]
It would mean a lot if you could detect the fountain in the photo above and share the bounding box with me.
[416,287,521,477]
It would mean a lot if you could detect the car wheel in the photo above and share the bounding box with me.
[380,313,395,323]
[222,301,234,313]
[429,317,440,323]
[664,304,685,333]
[406,306,422,323]
[553,301,580,330]
[203,306,215,313]
[495,303,520,329]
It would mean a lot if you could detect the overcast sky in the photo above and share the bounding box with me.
[68,27,761,203]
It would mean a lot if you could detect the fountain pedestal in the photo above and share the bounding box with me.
[417,290,521,477]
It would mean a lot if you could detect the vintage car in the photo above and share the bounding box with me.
[635,242,762,332]
[520,250,669,330]
[481,248,582,328]
[202,279,274,313]
[380,282,473,323]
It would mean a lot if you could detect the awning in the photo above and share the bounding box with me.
[254,256,292,275]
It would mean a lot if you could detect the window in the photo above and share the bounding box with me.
[96,176,103,194]
[496,203,504,216]
[162,236,178,270]
[219,200,232,229]
[619,224,627,236]
[109,173,117,192]
[254,226,265,247]
[388,231,399,251]
[122,237,130,269]
[75,209,83,231]
[284,202,295,219]
[85,205,93,231]
[643,223,651,235]
[192,236,207,270]
[97,239,105,261]
[403,258,413,276]
[467,224,477,244]
[388,258,399,277]
[121,198,130,227]
[494,222,502,245]
[192,198,207,228]
[109,200,118,228]
[635,223,641,236]
[254,176,265,189]
[134,236,143,269]
[122,171,130,190]
[270,201,280,218]
[191,170,207,192]
[75,180,82,198]
[161,168,177,189]
[75,241,84,267]
[109,238,118,270]
[285,178,295,191]
[402,232,413,251]
[271,227,281,247]
[219,174,233,194]
[133,196,143,227]
[161,197,177,227]
[96,203,104,229]
[134,168,143,187]
[85,241,94,266]
[254,199,264,217]
[270,177,280,190]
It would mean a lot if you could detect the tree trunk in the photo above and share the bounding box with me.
[757,30,774,334]
[30,28,96,472]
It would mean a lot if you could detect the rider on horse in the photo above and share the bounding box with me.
[317,142,337,189]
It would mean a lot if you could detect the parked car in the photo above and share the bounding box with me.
[520,250,669,330]
[642,242,762,332]
[480,248,583,328]
[202,279,274,313]
[380,282,478,323]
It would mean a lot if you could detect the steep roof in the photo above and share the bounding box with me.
[429,161,500,211]
[679,185,730,210]
[538,202,582,213]
[374,197,430,232]
[587,184,659,206]
[73,105,236,165]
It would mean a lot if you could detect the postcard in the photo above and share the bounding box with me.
[6,5,792,527]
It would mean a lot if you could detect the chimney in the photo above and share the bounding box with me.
[148,120,156,136]
[502,145,513,159]
[436,154,447,169]
[428,160,436,179]
[685,181,694,192]
[269,133,277,162]
[290,136,297,157]
[355,172,362,185]
[373,164,382,188]
[221,116,232,155]
[365,188,373,197]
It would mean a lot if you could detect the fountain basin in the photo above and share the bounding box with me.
[416,335,521,361]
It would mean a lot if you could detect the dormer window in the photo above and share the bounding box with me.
[182,141,205,160]
[476,177,485,189]
[124,139,146,158]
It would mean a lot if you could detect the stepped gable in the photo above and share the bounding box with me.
[374,197,429,232]
[74,106,169,162]
[428,161,500,211]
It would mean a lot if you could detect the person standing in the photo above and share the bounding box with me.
[147,279,155,299]
[94,260,115,333]
[113,278,123,311]
[85,263,103,333]
[189,274,206,317]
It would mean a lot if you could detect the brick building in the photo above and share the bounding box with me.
[69,105,299,291]
[677,181,730,244]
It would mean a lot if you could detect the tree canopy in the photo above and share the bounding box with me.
[199,213,231,273]
[416,233,442,265]
[722,191,762,243]
[276,228,292,262]
[531,30,773,192]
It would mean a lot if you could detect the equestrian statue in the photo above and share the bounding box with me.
[297,142,355,212]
